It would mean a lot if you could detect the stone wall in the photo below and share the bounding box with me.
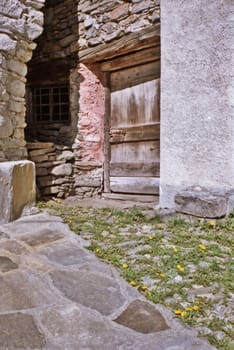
[29,0,78,64]
[25,0,160,199]
[78,0,160,49]
[29,0,160,61]
[26,0,79,146]
[75,1,160,199]
[0,0,45,161]
[27,141,102,200]
[0,0,160,199]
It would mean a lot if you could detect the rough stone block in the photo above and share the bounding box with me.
[0,33,17,54]
[175,190,228,218]
[57,150,74,161]
[0,160,36,224]
[0,256,18,272]
[7,59,27,76]
[30,154,49,163]
[130,0,153,14]
[7,77,25,98]
[110,3,129,20]
[0,115,13,138]
[114,300,169,334]
[51,163,72,176]
[0,313,45,349]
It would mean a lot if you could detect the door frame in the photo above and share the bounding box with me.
[101,47,161,195]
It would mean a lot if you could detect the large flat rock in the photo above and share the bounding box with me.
[35,303,214,350]
[0,161,36,224]
[0,239,31,255]
[0,313,46,349]
[0,270,62,312]
[38,240,93,266]
[50,270,126,316]
[14,227,65,247]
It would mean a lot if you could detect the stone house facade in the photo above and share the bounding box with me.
[1,0,161,201]
[0,0,233,219]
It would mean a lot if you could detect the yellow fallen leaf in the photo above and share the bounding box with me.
[181,311,187,317]
[199,244,206,251]
[177,264,184,273]
[185,307,193,311]
[174,309,182,315]
[130,281,137,287]
[208,220,216,227]
[141,284,148,291]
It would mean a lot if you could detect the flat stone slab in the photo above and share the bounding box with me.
[175,190,228,218]
[0,313,45,349]
[0,270,62,312]
[0,239,31,255]
[0,255,18,272]
[36,303,214,350]
[3,213,67,246]
[14,227,65,247]
[114,299,170,333]
[38,240,93,266]
[0,212,217,350]
[50,270,126,316]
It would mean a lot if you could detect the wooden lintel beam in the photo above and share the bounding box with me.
[100,46,160,72]
[79,24,160,63]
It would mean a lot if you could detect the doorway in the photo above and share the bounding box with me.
[102,51,160,201]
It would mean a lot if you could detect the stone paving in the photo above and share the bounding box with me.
[0,212,217,349]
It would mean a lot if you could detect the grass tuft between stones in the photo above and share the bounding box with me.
[38,201,234,350]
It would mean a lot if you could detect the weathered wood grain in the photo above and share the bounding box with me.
[103,72,111,192]
[110,61,160,91]
[110,162,160,177]
[103,58,160,196]
[102,192,158,203]
[111,79,160,127]
[110,177,160,195]
[110,123,160,143]
[111,141,160,163]
[100,46,160,72]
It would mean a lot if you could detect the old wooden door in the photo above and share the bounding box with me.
[104,60,160,199]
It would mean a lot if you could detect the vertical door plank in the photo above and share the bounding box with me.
[103,72,111,192]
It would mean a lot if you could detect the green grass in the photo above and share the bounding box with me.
[38,201,234,350]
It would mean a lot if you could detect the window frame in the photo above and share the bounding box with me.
[31,85,70,124]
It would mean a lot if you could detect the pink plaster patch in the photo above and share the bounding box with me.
[78,63,105,163]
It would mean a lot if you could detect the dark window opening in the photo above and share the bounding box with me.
[32,85,70,123]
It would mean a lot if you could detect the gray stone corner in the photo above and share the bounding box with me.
[0,160,36,224]
[174,188,229,218]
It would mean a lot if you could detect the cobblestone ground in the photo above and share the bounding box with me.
[42,200,234,350]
